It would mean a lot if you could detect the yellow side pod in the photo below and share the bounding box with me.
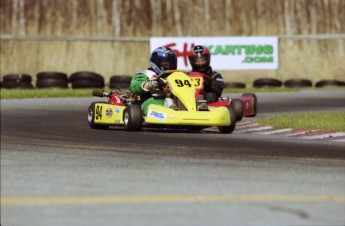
[94,103,126,125]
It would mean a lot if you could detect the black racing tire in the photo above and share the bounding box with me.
[253,78,282,88]
[37,72,67,80]
[109,75,132,89]
[224,82,246,89]
[205,92,217,104]
[218,103,236,134]
[123,104,142,131]
[36,72,68,88]
[71,79,104,89]
[70,71,104,82]
[231,99,243,122]
[87,102,109,130]
[315,80,345,88]
[36,78,69,88]
[3,73,32,82]
[2,81,19,89]
[2,81,34,89]
[284,79,312,88]
[2,73,33,89]
[70,71,104,89]
[242,93,258,117]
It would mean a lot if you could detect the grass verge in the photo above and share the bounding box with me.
[257,112,345,132]
[0,88,94,99]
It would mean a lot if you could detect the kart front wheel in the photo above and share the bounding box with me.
[124,104,142,131]
[231,99,243,121]
[88,102,109,130]
[218,104,236,134]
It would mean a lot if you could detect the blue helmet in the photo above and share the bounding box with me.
[150,47,177,74]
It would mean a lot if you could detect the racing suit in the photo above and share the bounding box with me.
[130,69,164,115]
[191,66,225,102]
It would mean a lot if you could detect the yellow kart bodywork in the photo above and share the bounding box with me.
[88,71,235,133]
[145,105,231,126]
[93,103,126,125]
[144,71,231,127]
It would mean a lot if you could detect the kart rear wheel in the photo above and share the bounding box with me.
[218,104,236,134]
[242,93,258,117]
[231,99,243,121]
[88,102,109,129]
[124,104,142,131]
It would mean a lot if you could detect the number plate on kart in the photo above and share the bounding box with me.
[191,77,203,88]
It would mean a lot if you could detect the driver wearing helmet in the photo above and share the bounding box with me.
[188,45,224,103]
[130,46,177,115]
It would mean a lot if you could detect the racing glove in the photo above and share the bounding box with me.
[143,79,159,91]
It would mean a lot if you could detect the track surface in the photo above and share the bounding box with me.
[1,89,345,225]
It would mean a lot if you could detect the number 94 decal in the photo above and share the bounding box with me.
[175,78,202,88]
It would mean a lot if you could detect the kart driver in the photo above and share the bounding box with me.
[130,46,177,115]
[188,45,225,103]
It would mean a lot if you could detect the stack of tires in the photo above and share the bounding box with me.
[2,73,34,89]
[69,71,104,89]
[284,79,313,88]
[2,72,344,90]
[253,78,283,88]
[109,75,132,89]
[252,77,345,88]
[36,72,68,88]
[315,80,345,88]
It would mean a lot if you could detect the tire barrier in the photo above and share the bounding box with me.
[284,79,313,88]
[224,82,246,89]
[253,78,282,88]
[315,79,345,88]
[109,75,132,89]
[2,73,34,89]
[2,71,344,90]
[69,71,104,89]
[36,72,68,88]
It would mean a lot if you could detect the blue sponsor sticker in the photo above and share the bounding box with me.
[147,110,167,121]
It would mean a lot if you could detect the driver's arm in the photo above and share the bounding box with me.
[130,73,149,95]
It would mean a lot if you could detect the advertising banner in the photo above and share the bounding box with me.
[150,37,278,70]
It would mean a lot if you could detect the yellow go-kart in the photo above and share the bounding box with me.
[88,70,236,133]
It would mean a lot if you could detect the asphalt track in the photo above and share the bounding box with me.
[1,89,345,225]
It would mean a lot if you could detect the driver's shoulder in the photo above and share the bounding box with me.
[135,69,156,79]
[211,70,223,78]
